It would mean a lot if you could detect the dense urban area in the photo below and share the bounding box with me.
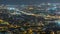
[0,3,60,34]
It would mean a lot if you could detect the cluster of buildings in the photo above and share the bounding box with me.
[0,3,60,34]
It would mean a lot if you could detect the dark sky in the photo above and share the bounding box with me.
[0,0,60,5]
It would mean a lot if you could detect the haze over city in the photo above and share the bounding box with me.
[0,0,60,5]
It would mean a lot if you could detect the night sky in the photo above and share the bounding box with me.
[0,0,60,5]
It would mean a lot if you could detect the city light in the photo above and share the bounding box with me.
[7,7,15,10]
[0,3,60,34]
